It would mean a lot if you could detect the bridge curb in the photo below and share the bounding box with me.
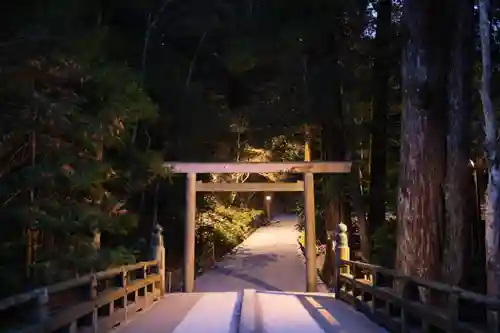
[239,289,257,333]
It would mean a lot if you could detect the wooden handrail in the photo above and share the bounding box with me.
[0,260,161,311]
[333,223,500,333]
[341,258,500,308]
[0,260,163,333]
[0,225,167,333]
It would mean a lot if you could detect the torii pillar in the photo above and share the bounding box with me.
[304,126,317,292]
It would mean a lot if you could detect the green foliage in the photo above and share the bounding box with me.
[293,198,326,243]
[298,231,323,255]
[0,31,162,292]
[371,213,397,268]
[199,205,263,251]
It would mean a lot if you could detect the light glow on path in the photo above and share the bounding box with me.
[259,292,325,333]
[172,292,238,333]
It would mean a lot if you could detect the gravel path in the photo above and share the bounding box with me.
[194,214,313,292]
[116,215,387,333]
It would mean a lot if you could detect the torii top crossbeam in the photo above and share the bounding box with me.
[163,161,351,174]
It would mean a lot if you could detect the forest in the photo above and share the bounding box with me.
[0,0,500,302]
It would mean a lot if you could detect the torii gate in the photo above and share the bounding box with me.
[164,160,351,293]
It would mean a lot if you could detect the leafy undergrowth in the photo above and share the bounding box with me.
[298,231,325,255]
[166,205,264,291]
[198,205,264,256]
[369,212,397,267]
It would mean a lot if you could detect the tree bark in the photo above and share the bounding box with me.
[342,87,370,261]
[396,0,447,287]
[442,0,475,288]
[349,160,370,261]
[320,69,346,234]
[478,0,500,299]
[368,0,391,251]
[317,58,348,281]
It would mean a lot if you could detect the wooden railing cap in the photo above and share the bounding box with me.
[0,260,161,310]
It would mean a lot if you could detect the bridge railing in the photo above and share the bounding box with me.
[333,223,500,333]
[0,224,167,333]
[0,260,163,333]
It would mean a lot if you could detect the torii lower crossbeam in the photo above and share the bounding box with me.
[196,181,304,192]
[167,161,352,293]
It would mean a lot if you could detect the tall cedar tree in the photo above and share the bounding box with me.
[396,0,448,286]
[368,0,391,255]
[443,0,475,288]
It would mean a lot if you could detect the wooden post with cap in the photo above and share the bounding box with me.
[334,222,350,298]
[151,224,165,295]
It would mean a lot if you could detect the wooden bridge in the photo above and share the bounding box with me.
[1,215,499,333]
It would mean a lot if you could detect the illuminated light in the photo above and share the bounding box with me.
[304,296,339,325]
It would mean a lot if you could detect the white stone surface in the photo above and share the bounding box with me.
[114,293,204,333]
[258,292,325,333]
[172,292,239,333]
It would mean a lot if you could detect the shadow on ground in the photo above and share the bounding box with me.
[220,247,282,269]
[213,266,284,291]
[194,216,307,292]
[262,291,387,333]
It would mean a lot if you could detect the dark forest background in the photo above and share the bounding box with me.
[1,0,500,300]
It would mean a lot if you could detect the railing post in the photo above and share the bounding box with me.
[167,271,172,293]
[370,268,379,315]
[447,291,459,332]
[37,287,49,326]
[150,223,165,295]
[487,310,499,333]
[120,267,128,322]
[141,264,150,306]
[336,222,350,273]
[90,274,98,332]
[334,222,349,298]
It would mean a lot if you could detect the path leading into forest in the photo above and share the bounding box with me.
[116,215,386,333]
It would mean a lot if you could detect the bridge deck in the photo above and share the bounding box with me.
[116,215,386,333]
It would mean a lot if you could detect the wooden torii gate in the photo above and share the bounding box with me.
[164,160,351,293]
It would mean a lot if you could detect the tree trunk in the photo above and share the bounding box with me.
[442,0,475,288]
[478,0,500,300]
[342,88,370,261]
[349,160,370,261]
[368,0,391,251]
[320,73,346,234]
[396,0,447,288]
[471,161,487,293]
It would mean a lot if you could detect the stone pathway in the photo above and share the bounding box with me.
[194,215,319,292]
[115,215,387,333]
